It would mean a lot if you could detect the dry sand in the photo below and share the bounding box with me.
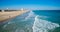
[0,10,28,22]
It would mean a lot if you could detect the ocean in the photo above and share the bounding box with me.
[0,10,60,32]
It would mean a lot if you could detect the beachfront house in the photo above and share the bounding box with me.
[2,10,4,12]
[0,10,4,12]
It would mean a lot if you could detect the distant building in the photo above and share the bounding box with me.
[2,10,4,12]
[0,10,4,12]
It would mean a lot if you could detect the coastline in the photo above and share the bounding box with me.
[0,10,28,22]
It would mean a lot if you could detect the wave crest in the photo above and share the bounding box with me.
[25,11,36,20]
[32,15,60,32]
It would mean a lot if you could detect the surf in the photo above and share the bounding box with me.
[32,15,60,32]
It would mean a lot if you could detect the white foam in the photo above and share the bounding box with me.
[25,11,36,20]
[32,15,60,32]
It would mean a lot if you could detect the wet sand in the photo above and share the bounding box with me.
[0,10,28,22]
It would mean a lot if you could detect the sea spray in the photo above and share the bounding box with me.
[32,15,60,32]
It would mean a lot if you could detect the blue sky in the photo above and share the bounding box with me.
[0,0,60,10]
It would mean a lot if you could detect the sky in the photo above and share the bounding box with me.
[0,0,60,10]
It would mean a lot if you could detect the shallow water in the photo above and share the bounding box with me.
[0,10,60,32]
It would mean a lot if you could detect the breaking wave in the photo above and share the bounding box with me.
[2,11,36,32]
[32,15,60,32]
[25,11,36,20]
[0,10,60,32]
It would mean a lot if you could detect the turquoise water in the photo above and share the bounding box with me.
[0,10,60,32]
[33,10,60,24]
[33,10,60,32]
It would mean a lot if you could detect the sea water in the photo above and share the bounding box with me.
[0,10,60,32]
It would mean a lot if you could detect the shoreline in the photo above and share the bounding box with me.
[0,10,28,22]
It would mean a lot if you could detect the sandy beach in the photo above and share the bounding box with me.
[0,10,28,22]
